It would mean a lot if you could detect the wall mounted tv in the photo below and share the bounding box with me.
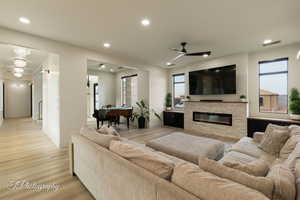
[189,65,236,95]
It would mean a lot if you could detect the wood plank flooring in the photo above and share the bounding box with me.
[0,118,94,200]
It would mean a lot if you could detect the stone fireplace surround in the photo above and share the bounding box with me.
[184,101,248,140]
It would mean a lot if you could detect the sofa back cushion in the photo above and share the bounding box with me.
[109,140,175,179]
[280,135,300,159]
[80,127,120,148]
[172,162,270,200]
[198,157,273,199]
[267,164,296,200]
[258,124,290,156]
[223,159,269,177]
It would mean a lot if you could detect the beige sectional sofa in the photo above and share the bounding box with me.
[70,125,300,200]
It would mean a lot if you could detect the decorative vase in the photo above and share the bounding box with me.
[166,107,172,111]
[290,114,300,121]
[240,98,247,102]
[138,116,146,129]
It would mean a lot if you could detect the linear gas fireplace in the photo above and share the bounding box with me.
[193,112,232,126]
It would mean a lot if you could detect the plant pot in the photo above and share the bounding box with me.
[240,98,247,102]
[166,107,172,111]
[290,114,300,121]
[138,116,146,129]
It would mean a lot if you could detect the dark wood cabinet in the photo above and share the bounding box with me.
[247,117,300,137]
[163,111,184,128]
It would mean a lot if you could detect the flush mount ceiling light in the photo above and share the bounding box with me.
[110,68,114,72]
[19,17,31,24]
[14,47,31,58]
[14,68,24,73]
[99,64,106,69]
[297,50,300,60]
[103,43,111,48]
[262,39,281,47]
[14,59,27,68]
[141,18,151,26]
[14,72,23,78]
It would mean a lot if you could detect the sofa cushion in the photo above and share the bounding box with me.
[219,151,257,164]
[199,157,273,199]
[280,135,300,159]
[223,158,269,177]
[290,125,300,135]
[97,125,120,136]
[172,162,270,200]
[109,140,175,179]
[80,127,120,148]
[267,164,296,200]
[229,137,265,158]
[259,124,290,156]
[284,142,300,172]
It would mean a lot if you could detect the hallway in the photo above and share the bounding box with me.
[0,118,93,200]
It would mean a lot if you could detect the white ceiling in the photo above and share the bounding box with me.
[87,59,133,73]
[0,44,48,75]
[0,0,299,68]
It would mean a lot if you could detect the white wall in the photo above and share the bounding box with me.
[248,43,300,119]
[32,70,43,120]
[0,27,140,147]
[42,54,60,147]
[167,53,249,103]
[4,80,31,118]
[0,79,3,125]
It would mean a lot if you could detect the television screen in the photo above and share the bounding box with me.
[189,65,236,95]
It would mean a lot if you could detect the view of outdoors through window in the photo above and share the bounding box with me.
[259,58,288,113]
[173,74,185,108]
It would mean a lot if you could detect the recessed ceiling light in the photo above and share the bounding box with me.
[103,43,111,48]
[166,62,172,66]
[203,54,209,58]
[110,69,114,72]
[19,17,30,24]
[14,68,24,73]
[14,72,23,78]
[297,50,300,60]
[14,59,27,68]
[141,18,151,26]
[263,39,272,45]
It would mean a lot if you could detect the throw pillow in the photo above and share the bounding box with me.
[280,135,300,159]
[258,124,290,156]
[267,164,296,200]
[172,162,270,200]
[80,126,120,148]
[109,140,175,179]
[198,157,273,199]
[223,159,269,176]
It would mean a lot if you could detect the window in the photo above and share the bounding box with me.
[259,58,288,113]
[173,74,185,108]
[121,74,138,107]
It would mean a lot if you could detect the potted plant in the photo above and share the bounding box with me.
[131,100,161,128]
[240,95,247,102]
[289,88,300,120]
[165,93,172,111]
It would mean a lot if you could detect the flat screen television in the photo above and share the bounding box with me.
[189,65,236,95]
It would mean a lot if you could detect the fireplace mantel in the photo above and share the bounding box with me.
[184,101,248,140]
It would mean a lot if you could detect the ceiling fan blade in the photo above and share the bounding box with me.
[171,53,185,62]
[186,51,211,56]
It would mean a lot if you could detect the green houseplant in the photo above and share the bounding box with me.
[131,100,161,128]
[165,93,172,110]
[240,95,247,102]
[289,88,300,120]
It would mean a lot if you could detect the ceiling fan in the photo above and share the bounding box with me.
[166,42,211,66]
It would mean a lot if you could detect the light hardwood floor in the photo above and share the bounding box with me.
[0,118,94,200]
